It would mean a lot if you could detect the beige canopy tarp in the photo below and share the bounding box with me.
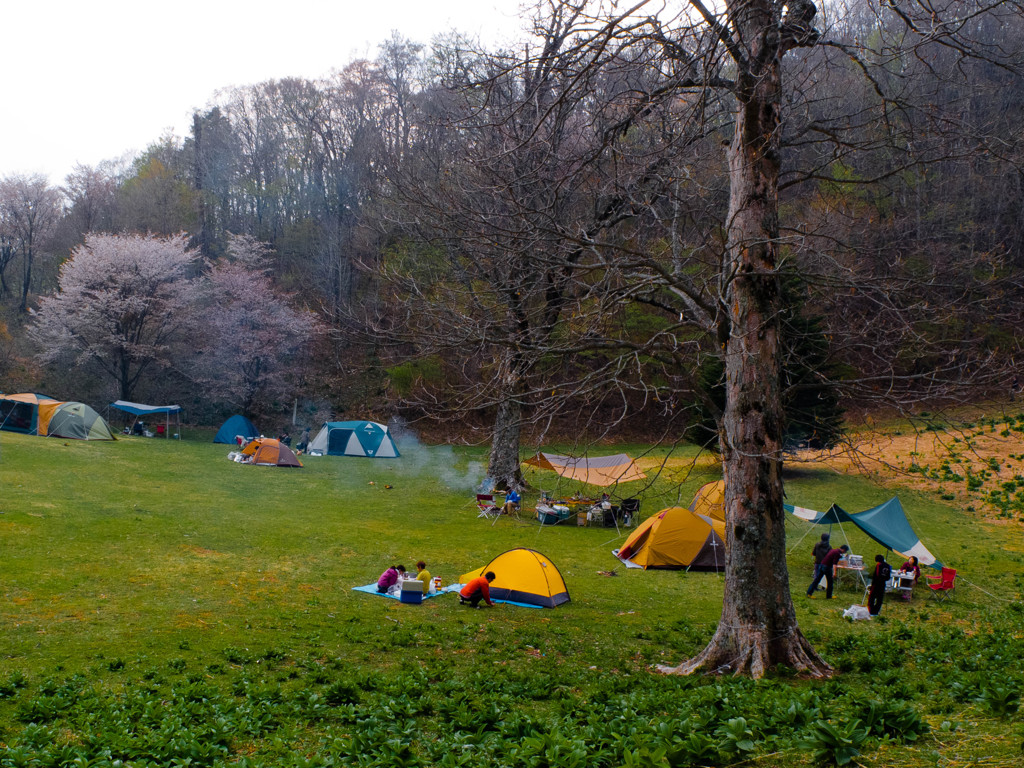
[524,452,646,487]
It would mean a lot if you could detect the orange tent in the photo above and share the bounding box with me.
[239,437,303,467]
[523,452,646,487]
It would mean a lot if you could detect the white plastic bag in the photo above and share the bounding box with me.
[842,604,871,620]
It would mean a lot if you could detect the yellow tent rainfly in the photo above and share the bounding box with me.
[614,507,727,571]
[460,548,570,608]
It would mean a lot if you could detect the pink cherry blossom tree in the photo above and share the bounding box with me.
[189,234,319,416]
[31,233,199,400]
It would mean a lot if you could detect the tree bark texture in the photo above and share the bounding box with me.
[487,393,525,492]
[659,1,831,679]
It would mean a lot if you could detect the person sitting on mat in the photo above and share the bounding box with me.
[460,571,496,608]
[413,560,432,593]
[377,564,405,594]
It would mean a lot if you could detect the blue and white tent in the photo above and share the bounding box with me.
[787,496,941,567]
[307,420,400,458]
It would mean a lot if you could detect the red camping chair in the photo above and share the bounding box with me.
[925,567,957,601]
[476,494,500,520]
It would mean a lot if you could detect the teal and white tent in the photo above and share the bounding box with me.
[787,496,941,567]
[307,420,400,458]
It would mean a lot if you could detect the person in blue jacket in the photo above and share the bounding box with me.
[503,488,521,515]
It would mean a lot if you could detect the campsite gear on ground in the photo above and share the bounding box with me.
[614,507,726,571]
[536,503,571,525]
[434,577,441,590]
[0,393,115,441]
[523,452,646,486]
[353,583,458,601]
[400,580,424,604]
[234,437,303,467]
[889,570,916,600]
[926,567,957,601]
[843,604,871,620]
[461,549,569,608]
[835,556,869,591]
[476,494,501,520]
[306,420,400,458]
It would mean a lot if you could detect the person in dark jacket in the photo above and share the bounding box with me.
[806,544,848,599]
[810,532,831,584]
[867,554,890,616]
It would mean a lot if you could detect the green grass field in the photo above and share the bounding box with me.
[1,429,1022,767]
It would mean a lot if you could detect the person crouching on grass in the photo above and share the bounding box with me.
[460,571,496,608]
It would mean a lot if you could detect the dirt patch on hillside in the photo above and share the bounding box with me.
[794,411,1024,524]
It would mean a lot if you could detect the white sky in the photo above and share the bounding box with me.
[1,0,528,185]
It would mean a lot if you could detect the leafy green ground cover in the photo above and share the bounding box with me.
[1,430,1022,767]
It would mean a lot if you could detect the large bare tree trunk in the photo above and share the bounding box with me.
[487,394,525,492]
[486,346,527,491]
[659,0,831,679]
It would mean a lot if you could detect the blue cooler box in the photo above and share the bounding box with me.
[399,581,423,604]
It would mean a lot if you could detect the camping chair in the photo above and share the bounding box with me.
[476,494,501,520]
[925,567,957,601]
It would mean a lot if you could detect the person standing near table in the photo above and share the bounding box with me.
[867,554,891,616]
[810,532,831,584]
[806,544,848,599]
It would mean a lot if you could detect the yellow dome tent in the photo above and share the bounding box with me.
[460,548,570,608]
[614,507,726,571]
[688,480,726,522]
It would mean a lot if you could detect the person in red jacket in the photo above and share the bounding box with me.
[805,544,848,599]
[460,571,497,608]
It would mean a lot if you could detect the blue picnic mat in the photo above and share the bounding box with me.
[452,584,543,609]
[352,583,460,600]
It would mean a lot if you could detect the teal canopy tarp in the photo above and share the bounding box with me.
[786,497,941,567]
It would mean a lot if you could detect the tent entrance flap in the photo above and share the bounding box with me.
[328,429,354,454]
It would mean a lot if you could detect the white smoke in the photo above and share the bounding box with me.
[388,418,487,492]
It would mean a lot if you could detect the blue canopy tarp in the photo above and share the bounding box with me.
[110,400,182,416]
[110,400,182,438]
[786,496,941,567]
